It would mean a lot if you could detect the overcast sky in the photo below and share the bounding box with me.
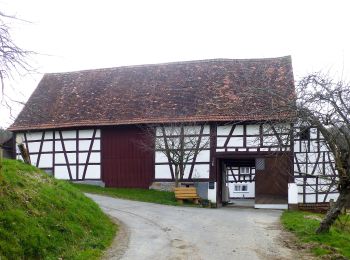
[1,0,349,127]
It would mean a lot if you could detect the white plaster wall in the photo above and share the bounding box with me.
[227,137,243,147]
[288,183,298,204]
[84,165,101,179]
[155,151,168,163]
[155,164,172,179]
[207,182,216,203]
[228,182,255,198]
[216,137,227,147]
[17,129,101,180]
[79,129,93,138]
[62,130,76,139]
[79,140,92,151]
[246,125,259,135]
[233,125,243,135]
[54,165,70,179]
[195,150,210,162]
[27,142,41,153]
[26,132,42,141]
[38,154,53,168]
[42,141,53,152]
[246,136,260,147]
[217,125,231,136]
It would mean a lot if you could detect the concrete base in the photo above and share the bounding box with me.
[72,180,105,187]
[254,204,288,210]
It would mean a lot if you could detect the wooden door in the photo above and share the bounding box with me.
[255,154,292,204]
[101,126,154,188]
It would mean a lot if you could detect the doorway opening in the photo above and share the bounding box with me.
[221,158,256,207]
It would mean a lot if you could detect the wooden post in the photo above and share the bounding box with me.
[18,143,31,164]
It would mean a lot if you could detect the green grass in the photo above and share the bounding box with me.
[281,210,350,259]
[0,159,116,260]
[73,183,180,206]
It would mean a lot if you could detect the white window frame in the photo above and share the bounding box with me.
[233,184,249,193]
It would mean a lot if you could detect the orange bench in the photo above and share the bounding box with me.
[174,187,200,204]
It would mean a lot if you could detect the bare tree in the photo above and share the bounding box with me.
[296,73,350,233]
[151,123,210,187]
[240,70,349,233]
[0,12,32,169]
[0,12,32,119]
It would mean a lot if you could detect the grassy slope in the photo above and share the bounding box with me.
[73,183,180,206]
[281,210,350,258]
[0,159,116,260]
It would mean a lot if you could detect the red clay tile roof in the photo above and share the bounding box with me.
[9,56,295,131]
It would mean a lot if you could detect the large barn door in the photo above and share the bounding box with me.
[255,154,292,206]
[101,126,154,188]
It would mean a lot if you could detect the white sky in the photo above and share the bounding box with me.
[1,0,349,127]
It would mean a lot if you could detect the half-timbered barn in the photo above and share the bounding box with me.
[8,56,339,208]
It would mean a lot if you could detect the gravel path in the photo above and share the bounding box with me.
[87,194,300,260]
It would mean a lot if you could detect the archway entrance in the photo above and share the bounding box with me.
[216,152,292,209]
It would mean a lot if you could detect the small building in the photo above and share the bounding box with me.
[8,56,338,208]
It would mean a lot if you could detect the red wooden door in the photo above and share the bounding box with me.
[101,126,154,188]
[255,153,292,204]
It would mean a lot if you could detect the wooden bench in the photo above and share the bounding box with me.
[174,187,200,204]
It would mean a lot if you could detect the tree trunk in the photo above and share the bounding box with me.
[174,165,179,187]
[316,186,350,234]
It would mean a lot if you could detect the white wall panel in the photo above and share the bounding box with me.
[155,151,168,163]
[246,136,260,147]
[196,150,210,162]
[63,140,76,151]
[246,125,259,135]
[155,165,172,179]
[67,153,76,164]
[27,142,41,153]
[95,129,101,138]
[42,141,53,152]
[44,131,53,140]
[89,152,101,163]
[55,153,66,164]
[216,137,227,147]
[233,125,243,135]
[79,152,88,163]
[29,154,38,165]
[26,132,42,141]
[38,154,53,168]
[54,166,70,179]
[262,135,279,146]
[191,164,210,178]
[217,125,231,136]
[55,141,63,151]
[16,133,24,143]
[62,130,76,139]
[92,140,100,150]
[79,140,91,151]
[84,165,101,179]
[79,129,94,138]
[228,137,243,147]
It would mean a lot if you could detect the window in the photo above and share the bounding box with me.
[234,184,248,192]
[240,167,250,175]
[299,127,310,141]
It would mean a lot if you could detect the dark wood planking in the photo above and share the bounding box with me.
[101,125,154,188]
[255,153,292,204]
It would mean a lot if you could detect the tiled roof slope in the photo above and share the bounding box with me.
[9,56,295,131]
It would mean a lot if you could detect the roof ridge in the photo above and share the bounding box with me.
[45,56,292,76]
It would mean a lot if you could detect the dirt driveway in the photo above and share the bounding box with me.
[87,194,300,260]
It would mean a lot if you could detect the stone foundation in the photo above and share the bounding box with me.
[149,182,175,191]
